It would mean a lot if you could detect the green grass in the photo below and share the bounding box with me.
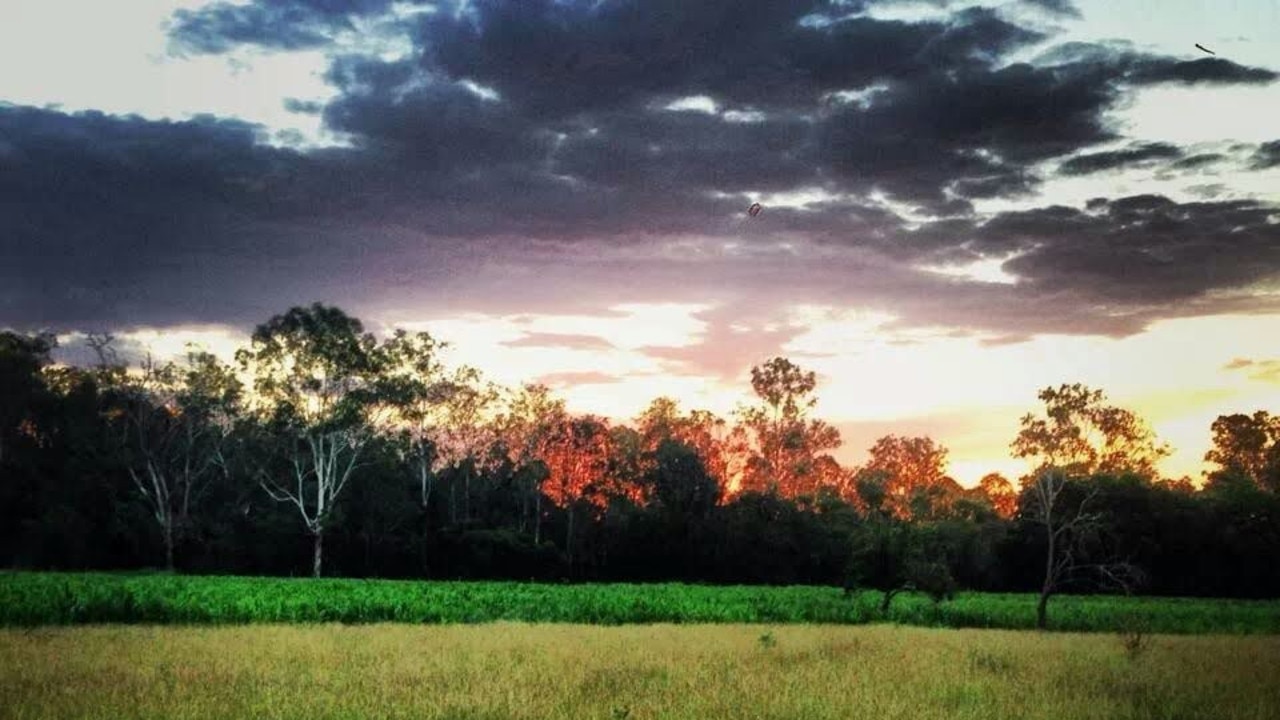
[2,624,1278,719]
[2,572,1278,633]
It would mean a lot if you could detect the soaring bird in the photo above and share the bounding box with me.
[1195,43,1216,55]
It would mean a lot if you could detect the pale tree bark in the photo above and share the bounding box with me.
[259,430,363,578]
[117,354,233,572]
[1031,470,1098,630]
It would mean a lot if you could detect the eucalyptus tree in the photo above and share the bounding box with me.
[540,413,614,569]
[96,343,240,571]
[862,435,951,520]
[237,304,387,578]
[1205,411,1280,492]
[635,396,734,498]
[376,329,502,570]
[495,383,567,544]
[734,357,843,498]
[1012,383,1170,480]
[1012,385,1156,627]
[1024,469,1143,629]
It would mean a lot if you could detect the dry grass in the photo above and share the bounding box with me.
[2,624,1278,719]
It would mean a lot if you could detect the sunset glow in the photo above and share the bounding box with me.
[4,0,1279,489]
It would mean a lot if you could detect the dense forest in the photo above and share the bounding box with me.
[2,304,1278,610]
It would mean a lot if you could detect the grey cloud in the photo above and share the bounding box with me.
[1127,57,1278,86]
[168,0,404,54]
[283,98,325,114]
[1171,153,1224,171]
[5,0,1280,368]
[1250,140,1280,170]
[1058,142,1182,176]
[1019,0,1080,17]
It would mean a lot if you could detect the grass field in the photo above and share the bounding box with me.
[2,572,1279,633]
[2,624,1278,719]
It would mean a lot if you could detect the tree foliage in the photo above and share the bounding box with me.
[1012,383,1171,480]
[2,308,1277,603]
[735,357,844,498]
[1205,411,1280,492]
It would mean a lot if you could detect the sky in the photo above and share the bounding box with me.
[2,0,1278,484]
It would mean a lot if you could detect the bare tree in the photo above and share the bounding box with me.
[376,330,502,570]
[99,343,239,572]
[1028,470,1143,629]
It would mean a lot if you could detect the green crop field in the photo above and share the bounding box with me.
[2,572,1278,633]
[2,624,1279,720]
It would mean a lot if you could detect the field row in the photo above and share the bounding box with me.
[4,624,1280,719]
[3,572,1278,633]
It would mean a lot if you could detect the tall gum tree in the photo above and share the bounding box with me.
[538,414,614,570]
[1205,411,1280,492]
[237,304,385,578]
[376,330,501,533]
[1012,383,1157,628]
[98,345,240,572]
[734,357,843,499]
[861,434,951,520]
[1011,383,1170,480]
[495,383,567,544]
[634,397,733,500]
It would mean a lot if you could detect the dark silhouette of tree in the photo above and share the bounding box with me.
[646,438,722,517]
[13,306,1280,601]
[0,331,57,469]
[634,397,734,498]
[1023,470,1143,629]
[495,383,566,545]
[1205,411,1280,492]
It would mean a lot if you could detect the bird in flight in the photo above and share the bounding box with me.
[747,202,763,217]
[1195,43,1216,55]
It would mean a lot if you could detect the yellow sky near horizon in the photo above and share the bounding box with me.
[65,307,1280,487]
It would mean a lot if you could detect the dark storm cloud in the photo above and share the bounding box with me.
[1127,57,1277,86]
[420,0,834,117]
[948,170,1041,200]
[815,58,1131,208]
[283,98,325,115]
[981,195,1280,304]
[168,0,403,54]
[0,104,411,330]
[1057,142,1182,176]
[1019,0,1080,17]
[5,0,1280,366]
[1250,140,1280,170]
[1170,153,1224,171]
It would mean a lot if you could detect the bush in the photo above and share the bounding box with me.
[1,572,1277,633]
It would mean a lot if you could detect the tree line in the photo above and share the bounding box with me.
[2,304,1278,618]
